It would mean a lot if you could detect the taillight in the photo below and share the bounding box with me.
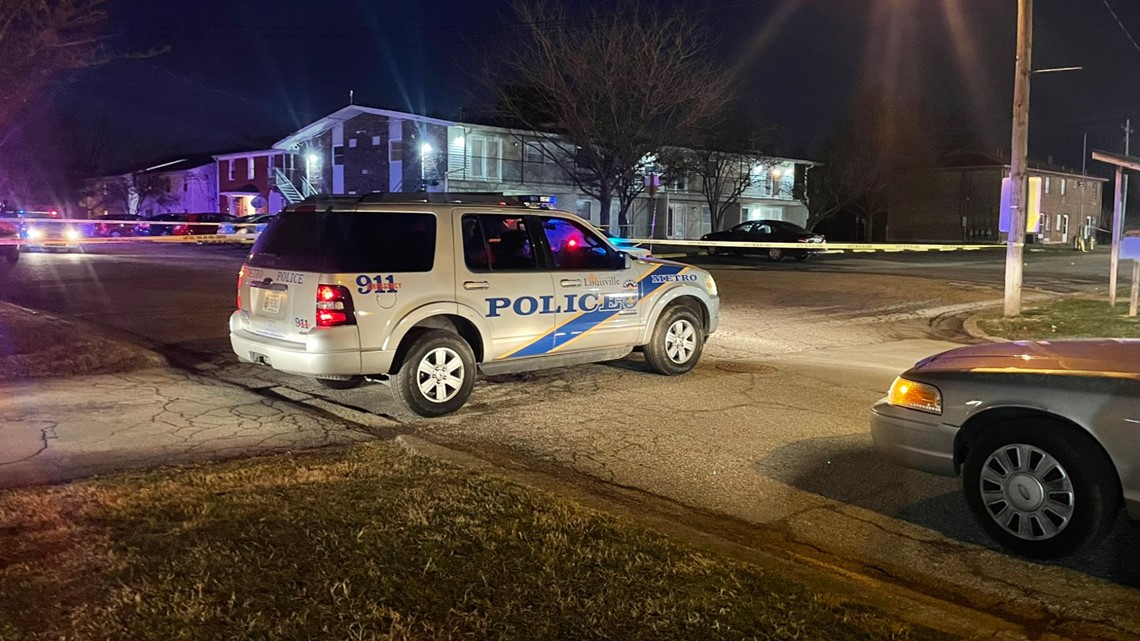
[316,284,355,327]
[236,265,245,310]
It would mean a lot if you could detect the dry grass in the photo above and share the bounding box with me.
[0,443,958,641]
[0,306,155,379]
[979,298,1140,340]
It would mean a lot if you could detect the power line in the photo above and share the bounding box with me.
[1100,0,1140,54]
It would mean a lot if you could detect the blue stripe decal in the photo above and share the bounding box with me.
[500,264,687,359]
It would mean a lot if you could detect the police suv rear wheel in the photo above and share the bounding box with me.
[644,305,704,375]
[392,330,476,417]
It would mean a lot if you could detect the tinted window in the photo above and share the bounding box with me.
[772,221,808,234]
[540,217,617,271]
[462,214,537,271]
[249,211,436,272]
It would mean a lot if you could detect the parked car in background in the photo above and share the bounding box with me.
[0,208,20,263]
[871,339,1140,559]
[19,210,82,252]
[90,214,143,237]
[173,213,235,236]
[138,213,189,236]
[701,220,824,261]
[219,213,276,237]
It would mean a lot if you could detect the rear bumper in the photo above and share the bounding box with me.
[870,399,958,477]
[229,311,365,376]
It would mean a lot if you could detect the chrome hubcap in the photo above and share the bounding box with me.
[979,443,1075,541]
[664,319,697,364]
[416,347,464,403]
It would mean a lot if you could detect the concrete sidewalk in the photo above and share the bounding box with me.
[0,366,379,488]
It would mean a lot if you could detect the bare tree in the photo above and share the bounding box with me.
[660,114,773,232]
[99,172,176,217]
[804,146,887,237]
[493,0,730,235]
[0,0,111,127]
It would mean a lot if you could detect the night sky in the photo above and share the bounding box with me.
[22,0,1140,178]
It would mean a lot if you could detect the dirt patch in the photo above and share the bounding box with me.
[0,304,162,380]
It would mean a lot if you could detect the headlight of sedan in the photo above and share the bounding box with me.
[887,376,942,415]
[26,228,44,240]
[64,227,81,241]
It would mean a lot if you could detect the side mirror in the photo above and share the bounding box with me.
[620,251,632,270]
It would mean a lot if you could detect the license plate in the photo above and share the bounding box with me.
[262,291,284,314]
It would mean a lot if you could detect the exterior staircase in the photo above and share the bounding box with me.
[274,168,317,205]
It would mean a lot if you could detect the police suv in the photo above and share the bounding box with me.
[230,194,720,417]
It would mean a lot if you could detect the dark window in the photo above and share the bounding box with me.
[332,146,344,166]
[249,211,436,273]
[525,142,545,164]
[462,214,537,271]
[540,217,617,271]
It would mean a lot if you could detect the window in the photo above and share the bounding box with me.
[540,217,617,271]
[1061,178,1067,195]
[249,211,436,273]
[228,160,234,181]
[348,138,358,148]
[332,145,344,166]
[362,168,370,175]
[1044,176,1051,194]
[247,158,255,180]
[372,136,381,146]
[468,135,502,181]
[462,214,536,271]
[525,141,544,164]
[389,140,403,162]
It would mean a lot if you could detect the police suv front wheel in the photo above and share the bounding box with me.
[644,304,704,376]
[391,330,476,418]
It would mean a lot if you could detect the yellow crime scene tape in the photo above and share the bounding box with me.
[622,238,1003,253]
[0,217,258,246]
[0,217,1004,253]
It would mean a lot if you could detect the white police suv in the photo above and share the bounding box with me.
[229,194,720,417]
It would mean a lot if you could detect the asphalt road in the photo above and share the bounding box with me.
[2,242,1138,637]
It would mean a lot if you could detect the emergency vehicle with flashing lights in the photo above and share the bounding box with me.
[229,193,720,417]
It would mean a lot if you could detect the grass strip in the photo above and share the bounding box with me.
[0,442,958,641]
[0,305,155,379]
[978,298,1140,340]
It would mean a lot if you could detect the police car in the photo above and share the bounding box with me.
[229,194,720,417]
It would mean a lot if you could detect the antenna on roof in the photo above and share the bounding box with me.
[349,89,354,106]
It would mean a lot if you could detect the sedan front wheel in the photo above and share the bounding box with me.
[962,419,1120,559]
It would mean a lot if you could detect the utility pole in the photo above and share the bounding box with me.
[1004,0,1032,317]
[1110,119,1132,305]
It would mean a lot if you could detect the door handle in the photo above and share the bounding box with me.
[463,280,490,290]
[560,279,583,287]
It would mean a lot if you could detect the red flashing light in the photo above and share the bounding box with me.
[49,209,58,217]
[567,238,578,248]
[315,284,355,327]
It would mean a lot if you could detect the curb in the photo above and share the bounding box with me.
[962,313,1009,343]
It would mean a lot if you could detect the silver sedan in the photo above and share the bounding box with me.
[871,339,1139,559]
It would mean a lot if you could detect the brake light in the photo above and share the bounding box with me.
[236,265,245,310]
[316,284,355,327]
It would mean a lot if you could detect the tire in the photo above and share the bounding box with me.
[768,248,783,262]
[390,329,476,417]
[643,304,705,375]
[794,254,810,263]
[962,418,1120,559]
[315,376,365,390]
